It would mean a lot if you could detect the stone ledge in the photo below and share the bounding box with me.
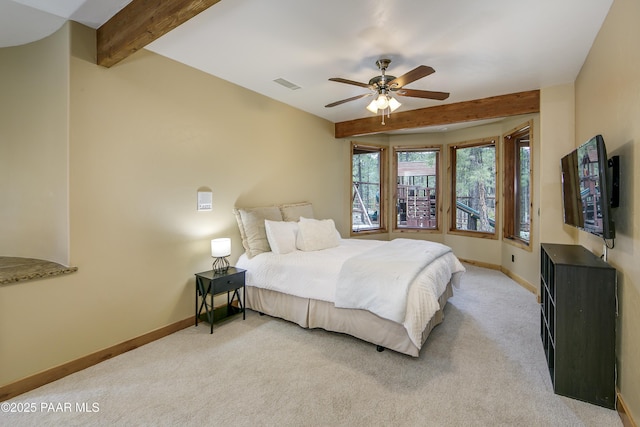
[0,257,78,285]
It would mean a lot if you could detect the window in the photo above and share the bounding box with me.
[351,142,386,234]
[503,122,532,246]
[449,137,498,237]
[393,146,441,231]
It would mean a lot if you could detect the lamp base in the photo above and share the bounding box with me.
[212,257,229,274]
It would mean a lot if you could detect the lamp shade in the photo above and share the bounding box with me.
[366,99,378,113]
[388,96,401,112]
[375,93,389,109]
[211,238,231,257]
[366,94,401,115]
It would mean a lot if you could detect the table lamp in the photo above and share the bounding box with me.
[211,238,231,273]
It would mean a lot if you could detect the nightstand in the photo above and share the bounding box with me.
[195,267,246,334]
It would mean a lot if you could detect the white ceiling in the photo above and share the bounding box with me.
[1,0,613,127]
[0,0,131,46]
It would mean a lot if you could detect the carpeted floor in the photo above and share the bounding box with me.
[3,264,622,426]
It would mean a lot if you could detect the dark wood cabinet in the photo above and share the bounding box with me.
[540,243,616,409]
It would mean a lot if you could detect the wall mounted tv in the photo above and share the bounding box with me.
[560,134,616,239]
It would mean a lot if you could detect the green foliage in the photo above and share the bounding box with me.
[352,152,379,184]
[396,150,436,167]
[352,152,381,228]
[455,145,496,197]
[454,144,496,232]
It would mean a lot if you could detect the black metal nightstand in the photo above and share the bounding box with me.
[195,267,246,333]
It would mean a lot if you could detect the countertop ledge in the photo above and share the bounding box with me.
[0,257,78,285]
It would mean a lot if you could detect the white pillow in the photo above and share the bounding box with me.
[296,217,340,251]
[265,220,299,254]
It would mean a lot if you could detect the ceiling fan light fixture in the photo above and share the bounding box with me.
[375,93,389,109]
[367,94,400,113]
[366,99,379,113]
[388,96,401,112]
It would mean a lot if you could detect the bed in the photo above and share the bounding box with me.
[233,202,465,357]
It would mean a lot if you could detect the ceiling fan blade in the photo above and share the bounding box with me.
[395,88,450,101]
[388,65,435,88]
[328,77,372,89]
[325,93,372,108]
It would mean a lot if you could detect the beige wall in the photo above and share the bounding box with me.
[0,22,344,386]
[0,25,70,264]
[539,84,578,245]
[574,0,640,419]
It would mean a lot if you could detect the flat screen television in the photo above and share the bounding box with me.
[560,134,615,239]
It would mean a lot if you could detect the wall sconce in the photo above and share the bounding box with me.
[211,238,231,273]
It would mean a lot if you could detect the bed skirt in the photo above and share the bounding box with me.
[245,282,453,357]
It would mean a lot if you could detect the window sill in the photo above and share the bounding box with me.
[393,227,442,233]
[350,229,387,237]
[503,237,532,252]
[447,229,498,240]
[0,257,78,285]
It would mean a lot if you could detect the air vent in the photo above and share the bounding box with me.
[273,78,301,90]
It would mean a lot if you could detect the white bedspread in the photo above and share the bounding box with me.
[334,238,452,324]
[402,252,463,346]
[236,238,465,347]
[237,239,384,302]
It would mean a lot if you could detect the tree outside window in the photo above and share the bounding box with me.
[449,137,498,237]
[351,143,386,234]
[504,122,532,246]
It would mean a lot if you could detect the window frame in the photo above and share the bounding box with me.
[448,136,500,239]
[392,145,442,233]
[503,121,533,250]
[350,142,387,236]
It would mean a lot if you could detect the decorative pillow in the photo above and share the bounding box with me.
[280,202,314,222]
[233,206,283,258]
[296,217,340,251]
[264,220,299,255]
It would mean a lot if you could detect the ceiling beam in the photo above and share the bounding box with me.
[334,90,540,138]
[97,0,222,68]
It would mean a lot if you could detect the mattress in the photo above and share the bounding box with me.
[236,238,464,356]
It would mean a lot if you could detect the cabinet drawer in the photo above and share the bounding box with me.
[212,271,245,294]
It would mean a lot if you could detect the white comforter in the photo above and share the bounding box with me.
[335,238,453,323]
[236,238,465,347]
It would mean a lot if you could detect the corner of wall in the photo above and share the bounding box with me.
[69,21,96,63]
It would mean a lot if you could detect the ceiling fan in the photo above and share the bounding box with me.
[325,58,449,123]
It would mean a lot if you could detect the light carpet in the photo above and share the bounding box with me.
[3,264,622,426]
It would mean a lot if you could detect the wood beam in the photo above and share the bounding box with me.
[334,90,540,138]
[97,0,222,68]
